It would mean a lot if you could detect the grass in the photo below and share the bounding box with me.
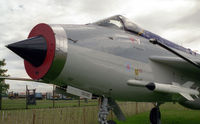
[2,98,98,110]
[116,103,200,124]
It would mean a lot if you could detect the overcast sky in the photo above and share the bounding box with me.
[0,0,200,92]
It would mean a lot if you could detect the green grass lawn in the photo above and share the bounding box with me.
[116,103,200,124]
[2,98,98,110]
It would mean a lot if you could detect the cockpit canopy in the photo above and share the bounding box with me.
[93,15,197,56]
[93,15,143,34]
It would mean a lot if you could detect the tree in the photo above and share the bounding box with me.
[0,59,9,110]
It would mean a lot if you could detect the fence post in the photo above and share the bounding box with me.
[78,97,81,107]
[136,102,138,114]
[32,111,35,124]
[83,107,86,124]
[53,85,55,108]
[26,85,28,109]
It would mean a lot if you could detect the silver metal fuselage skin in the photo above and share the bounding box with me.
[49,24,200,102]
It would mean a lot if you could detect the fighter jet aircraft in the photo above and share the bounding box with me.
[2,15,200,124]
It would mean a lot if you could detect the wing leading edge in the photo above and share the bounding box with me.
[149,56,200,77]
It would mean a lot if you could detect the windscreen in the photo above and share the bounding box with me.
[93,16,124,30]
[93,15,144,34]
[120,16,144,34]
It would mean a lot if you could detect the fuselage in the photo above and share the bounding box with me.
[51,24,200,102]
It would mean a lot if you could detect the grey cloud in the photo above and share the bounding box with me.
[131,1,199,31]
[133,10,184,34]
[18,5,24,9]
[170,4,200,45]
[174,9,200,29]
[181,30,200,44]
[165,0,200,29]
[78,0,118,16]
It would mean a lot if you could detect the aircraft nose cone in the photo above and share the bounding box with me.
[6,36,47,67]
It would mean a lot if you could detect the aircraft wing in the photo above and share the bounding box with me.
[149,56,200,80]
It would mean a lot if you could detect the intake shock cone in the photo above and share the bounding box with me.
[7,36,47,67]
